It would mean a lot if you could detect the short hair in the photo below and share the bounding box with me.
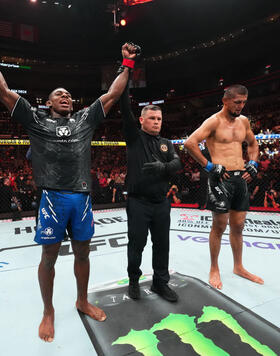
[48,87,70,100]
[141,105,162,117]
[223,84,248,99]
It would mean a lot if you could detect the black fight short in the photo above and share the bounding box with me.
[206,170,250,213]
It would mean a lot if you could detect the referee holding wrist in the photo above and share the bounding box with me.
[120,83,182,302]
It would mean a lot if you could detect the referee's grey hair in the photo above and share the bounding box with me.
[141,105,162,116]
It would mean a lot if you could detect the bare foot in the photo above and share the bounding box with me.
[76,301,106,321]
[234,267,264,285]
[209,269,223,290]
[39,310,55,342]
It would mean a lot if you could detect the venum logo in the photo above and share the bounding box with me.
[56,126,71,137]
[112,306,277,356]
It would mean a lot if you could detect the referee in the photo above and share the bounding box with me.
[120,84,182,302]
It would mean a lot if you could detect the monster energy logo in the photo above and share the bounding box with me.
[112,306,276,356]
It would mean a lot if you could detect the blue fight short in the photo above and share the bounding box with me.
[35,190,94,245]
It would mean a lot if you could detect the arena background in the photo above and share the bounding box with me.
[0,1,280,356]
[0,0,279,217]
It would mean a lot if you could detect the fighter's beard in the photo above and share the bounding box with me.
[229,111,240,118]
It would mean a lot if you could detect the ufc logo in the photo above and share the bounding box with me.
[214,186,223,195]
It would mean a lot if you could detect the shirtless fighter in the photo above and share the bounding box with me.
[184,84,264,289]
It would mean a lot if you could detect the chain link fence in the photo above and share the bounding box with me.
[1,137,279,219]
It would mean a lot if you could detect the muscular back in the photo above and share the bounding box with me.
[206,114,248,170]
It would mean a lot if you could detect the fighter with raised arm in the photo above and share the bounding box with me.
[185,84,264,290]
[0,42,140,342]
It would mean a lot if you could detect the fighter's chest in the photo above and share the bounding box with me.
[215,122,246,143]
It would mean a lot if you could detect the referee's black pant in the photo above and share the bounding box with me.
[126,196,171,286]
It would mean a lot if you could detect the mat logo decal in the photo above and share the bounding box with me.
[59,235,127,256]
[178,234,280,251]
[94,216,127,227]
[176,215,280,236]
[112,306,276,356]
[117,275,146,285]
[0,262,9,268]
[179,213,200,221]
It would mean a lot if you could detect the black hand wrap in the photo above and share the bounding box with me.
[117,42,141,74]
[142,161,166,175]
[127,42,141,57]
[245,162,258,179]
[208,164,226,179]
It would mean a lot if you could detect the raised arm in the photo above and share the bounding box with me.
[0,71,19,112]
[120,81,139,142]
[100,42,139,115]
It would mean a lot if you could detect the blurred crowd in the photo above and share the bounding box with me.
[0,94,279,215]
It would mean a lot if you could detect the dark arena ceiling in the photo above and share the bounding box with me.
[0,0,279,60]
[0,0,279,99]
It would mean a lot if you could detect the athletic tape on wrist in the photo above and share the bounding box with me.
[122,58,135,69]
[205,161,214,172]
[248,160,258,168]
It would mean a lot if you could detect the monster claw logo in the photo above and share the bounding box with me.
[112,306,277,356]
[117,276,146,286]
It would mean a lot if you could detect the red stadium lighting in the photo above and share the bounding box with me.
[123,0,153,6]
[120,18,127,26]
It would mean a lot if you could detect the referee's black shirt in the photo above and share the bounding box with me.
[121,86,182,202]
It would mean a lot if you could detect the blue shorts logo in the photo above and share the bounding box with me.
[42,208,50,219]
[42,227,54,236]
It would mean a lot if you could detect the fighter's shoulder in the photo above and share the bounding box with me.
[13,96,48,122]
[238,115,250,127]
[202,114,219,128]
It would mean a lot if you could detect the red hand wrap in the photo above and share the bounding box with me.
[122,58,135,69]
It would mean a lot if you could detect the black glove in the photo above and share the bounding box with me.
[245,162,258,179]
[117,42,141,74]
[127,42,141,57]
[206,164,226,179]
[142,161,166,175]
